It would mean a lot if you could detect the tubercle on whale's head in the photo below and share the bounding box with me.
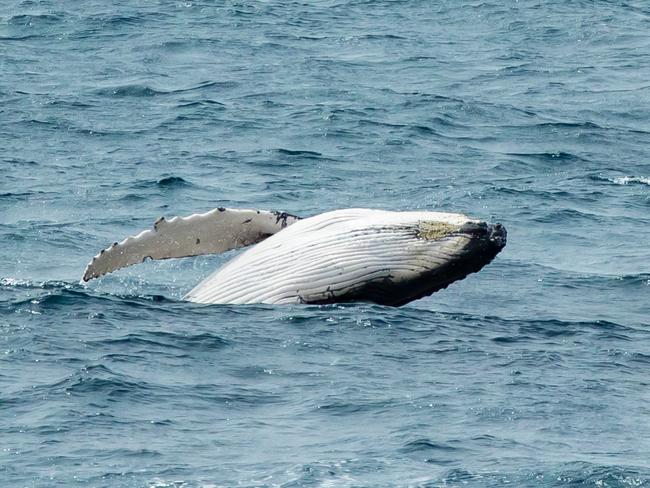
[458,221,507,251]
[416,221,461,240]
[416,218,506,250]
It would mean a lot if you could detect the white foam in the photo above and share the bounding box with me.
[611,176,650,186]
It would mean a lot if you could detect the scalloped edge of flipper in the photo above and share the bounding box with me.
[81,207,301,282]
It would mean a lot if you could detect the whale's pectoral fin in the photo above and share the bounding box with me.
[82,207,301,282]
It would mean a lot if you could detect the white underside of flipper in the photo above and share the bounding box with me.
[184,208,472,305]
[82,208,300,281]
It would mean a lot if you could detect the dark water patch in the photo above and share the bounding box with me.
[129,176,193,189]
[228,365,279,379]
[486,186,578,202]
[491,334,535,344]
[2,364,154,404]
[427,114,464,129]
[187,384,283,406]
[99,352,150,363]
[357,118,407,130]
[431,463,650,487]
[392,89,466,105]
[515,323,578,341]
[86,14,153,27]
[157,176,191,188]
[64,375,154,398]
[1,157,38,166]
[358,33,408,40]
[316,399,390,415]
[400,438,462,453]
[630,353,650,365]
[410,124,439,135]
[324,107,373,119]
[176,99,226,109]
[504,151,587,164]
[2,232,27,241]
[531,120,603,130]
[24,118,59,128]
[432,309,639,340]
[89,448,163,460]
[93,81,235,98]
[275,148,323,158]
[532,208,606,224]
[172,80,239,94]
[160,37,224,51]
[234,90,292,102]
[266,33,329,42]
[16,288,92,310]
[2,285,181,315]
[518,318,635,338]
[93,84,166,98]
[118,192,146,202]
[0,34,42,41]
[0,190,48,200]
[46,99,95,109]
[96,330,229,352]
[7,13,66,26]
[553,462,650,488]
[609,273,650,287]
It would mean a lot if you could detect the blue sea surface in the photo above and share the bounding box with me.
[2,1,650,486]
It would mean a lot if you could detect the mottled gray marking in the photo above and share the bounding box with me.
[271,210,300,228]
[154,216,165,230]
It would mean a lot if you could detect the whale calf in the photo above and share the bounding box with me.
[83,208,506,306]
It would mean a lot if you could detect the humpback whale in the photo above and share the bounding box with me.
[82,207,506,306]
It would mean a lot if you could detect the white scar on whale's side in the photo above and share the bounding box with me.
[82,207,506,306]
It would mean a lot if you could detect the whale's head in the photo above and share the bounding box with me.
[386,215,507,305]
[333,211,507,306]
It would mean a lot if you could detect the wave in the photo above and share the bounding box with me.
[1,157,38,166]
[610,176,650,186]
[7,13,65,25]
[399,438,463,453]
[129,176,193,189]
[275,148,323,158]
[93,84,163,97]
[0,34,43,41]
[176,99,226,109]
[93,81,237,98]
[532,208,605,224]
[589,173,650,187]
[0,279,176,309]
[504,151,587,163]
[0,190,49,200]
[528,120,603,130]
[97,330,229,352]
[156,176,191,188]
[436,463,650,487]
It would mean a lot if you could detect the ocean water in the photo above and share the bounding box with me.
[2,0,650,486]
